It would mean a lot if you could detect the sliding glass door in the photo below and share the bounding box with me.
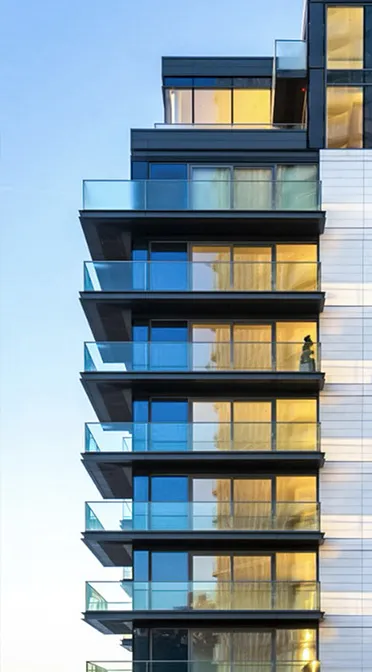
[233,167,272,209]
[276,165,318,209]
[190,167,231,209]
[190,166,273,210]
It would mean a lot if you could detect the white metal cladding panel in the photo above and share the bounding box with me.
[320,625,372,670]
[319,150,372,669]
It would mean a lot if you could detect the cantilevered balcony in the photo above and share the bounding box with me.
[84,340,322,375]
[80,179,325,258]
[81,261,324,336]
[83,500,323,565]
[81,341,324,418]
[84,580,322,634]
[82,421,324,498]
[86,500,321,533]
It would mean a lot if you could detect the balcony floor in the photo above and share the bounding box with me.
[81,372,325,422]
[83,530,325,567]
[84,609,324,635]
[80,210,326,260]
[82,451,325,499]
[81,291,325,341]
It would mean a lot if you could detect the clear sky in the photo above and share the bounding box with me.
[0,0,303,670]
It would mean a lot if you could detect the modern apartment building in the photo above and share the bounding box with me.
[80,2,372,671]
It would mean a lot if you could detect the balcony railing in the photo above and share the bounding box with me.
[86,580,320,612]
[84,261,320,293]
[85,500,320,532]
[275,40,307,71]
[85,422,321,454]
[154,122,306,130]
[86,662,319,672]
[84,341,321,373]
[82,179,321,211]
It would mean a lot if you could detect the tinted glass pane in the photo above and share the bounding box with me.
[150,243,188,290]
[191,166,231,209]
[193,555,231,581]
[233,89,271,124]
[151,400,188,422]
[133,325,149,341]
[163,77,193,86]
[193,77,232,87]
[233,555,271,580]
[165,89,192,123]
[276,552,316,580]
[134,476,149,501]
[133,628,149,662]
[233,167,272,209]
[151,243,187,260]
[151,325,188,341]
[152,552,188,581]
[132,161,148,179]
[276,476,316,502]
[232,632,272,662]
[194,90,232,123]
[193,401,231,422]
[132,249,148,261]
[327,7,363,69]
[146,179,188,209]
[150,164,188,180]
[233,77,271,88]
[134,550,149,581]
[327,86,363,148]
[150,422,189,453]
[152,477,188,501]
[133,400,149,422]
[275,165,318,210]
[151,478,189,529]
[276,629,316,663]
[193,478,231,501]
[151,629,188,661]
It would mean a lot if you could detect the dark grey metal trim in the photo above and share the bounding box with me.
[131,129,308,152]
[162,57,274,78]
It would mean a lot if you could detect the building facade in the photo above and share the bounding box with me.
[81,2,372,671]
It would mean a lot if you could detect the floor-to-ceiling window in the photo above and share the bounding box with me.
[131,396,319,453]
[326,6,366,147]
[326,86,363,148]
[163,79,272,126]
[327,6,363,70]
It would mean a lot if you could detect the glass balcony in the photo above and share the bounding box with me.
[85,422,321,454]
[85,580,320,612]
[84,341,321,373]
[84,261,320,293]
[82,180,320,211]
[86,663,319,672]
[85,500,320,532]
[275,40,307,71]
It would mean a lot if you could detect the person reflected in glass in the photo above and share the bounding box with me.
[300,335,316,372]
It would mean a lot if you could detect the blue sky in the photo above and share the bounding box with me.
[0,0,303,669]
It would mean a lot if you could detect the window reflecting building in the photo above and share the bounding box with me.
[81,2,372,672]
